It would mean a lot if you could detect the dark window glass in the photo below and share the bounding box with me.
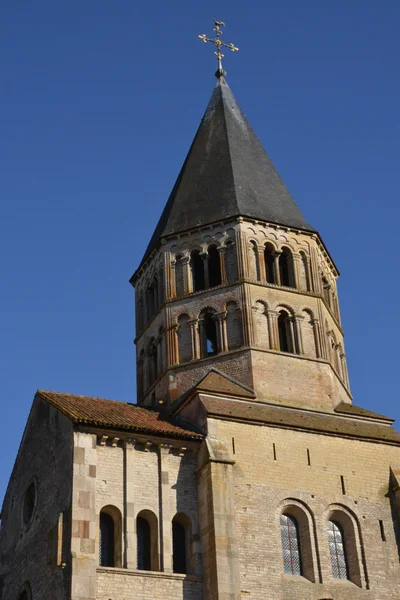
[172,520,187,574]
[137,517,151,570]
[208,245,222,287]
[99,512,115,567]
[23,482,36,526]
[278,311,291,353]
[279,251,290,286]
[264,246,275,283]
[280,514,302,575]
[191,250,205,291]
[327,520,348,579]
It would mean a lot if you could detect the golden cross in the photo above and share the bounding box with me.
[198,20,239,77]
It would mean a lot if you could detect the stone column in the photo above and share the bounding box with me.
[168,323,179,366]
[169,258,177,299]
[71,432,97,600]
[267,310,280,350]
[312,318,322,358]
[218,246,228,284]
[274,251,282,286]
[289,318,297,354]
[201,252,209,288]
[214,312,228,352]
[189,318,201,360]
[236,230,247,279]
[310,246,321,293]
[197,439,241,600]
[292,254,302,290]
[257,246,266,281]
[293,315,304,355]
[340,351,349,387]
[158,444,173,573]
[124,439,137,570]
[182,253,192,294]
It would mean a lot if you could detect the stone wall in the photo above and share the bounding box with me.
[0,397,74,600]
[211,416,400,600]
[96,569,203,600]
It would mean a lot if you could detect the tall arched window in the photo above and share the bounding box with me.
[280,514,302,575]
[201,311,218,357]
[137,516,151,570]
[100,512,115,567]
[17,583,32,600]
[279,247,295,288]
[208,244,222,287]
[278,310,293,353]
[136,510,159,572]
[172,514,191,574]
[264,243,276,283]
[327,520,348,580]
[191,250,205,291]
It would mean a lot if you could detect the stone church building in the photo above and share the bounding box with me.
[1,73,400,600]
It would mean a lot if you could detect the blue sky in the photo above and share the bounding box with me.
[1,1,399,503]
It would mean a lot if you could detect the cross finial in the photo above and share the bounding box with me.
[198,19,239,78]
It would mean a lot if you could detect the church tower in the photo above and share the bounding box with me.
[131,75,349,413]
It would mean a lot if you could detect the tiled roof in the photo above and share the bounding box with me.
[200,397,400,444]
[334,402,393,422]
[37,390,203,440]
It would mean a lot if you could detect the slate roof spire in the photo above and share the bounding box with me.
[140,76,315,266]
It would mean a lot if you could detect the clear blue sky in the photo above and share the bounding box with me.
[1,1,399,503]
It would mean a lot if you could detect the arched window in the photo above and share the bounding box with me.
[225,239,238,282]
[136,510,159,572]
[99,506,122,568]
[279,247,295,288]
[208,245,222,287]
[201,311,218,357]
[17,584,32,600]
[137,517,151,570]
[278,310,293,353]
[137,349,145,397]
[327,520,348,580]
[280,514,301,575]
[264,243,276,283]
[99,512,115,567]
[191,250,205,292]
[172,514,192,574]
[151,343,158,383]
[146,284,155,321]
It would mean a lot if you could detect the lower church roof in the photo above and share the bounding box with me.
[37,390,203,440]
[199,397,400,444]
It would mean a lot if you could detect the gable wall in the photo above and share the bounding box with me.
[210,416,400,600]
[0,398,74,600]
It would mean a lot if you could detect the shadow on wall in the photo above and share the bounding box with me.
[170,451,202,578]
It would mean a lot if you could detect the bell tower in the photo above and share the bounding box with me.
[131,34,350,412]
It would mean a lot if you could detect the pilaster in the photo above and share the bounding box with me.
[197,438,241,600]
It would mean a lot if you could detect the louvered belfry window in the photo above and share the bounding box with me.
[280,514,302,575]
[327,520,348,579]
